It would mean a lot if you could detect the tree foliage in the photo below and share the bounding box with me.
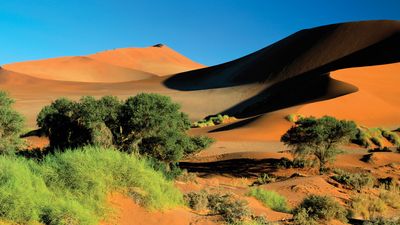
[281,116,357,170]
[37,93,213,165]
[0,91,25,155]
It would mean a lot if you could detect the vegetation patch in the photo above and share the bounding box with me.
[285,113,304,123]
[192,114,236,128]
[184,191,251,224]
[0,146,182,225]
[350,193,386,220]
[293,195,348,224]
[281,116,357,172]
[332,169,375,190]
[37,94,214,174]
[353,127,400,148]
[247,188,289,213]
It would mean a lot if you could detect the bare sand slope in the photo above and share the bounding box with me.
[208,63,400,141]
[88,44,204,76]
[3,45,204,83]
[2,56,157,83]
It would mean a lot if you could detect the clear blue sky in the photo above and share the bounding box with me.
[1,0,399,66]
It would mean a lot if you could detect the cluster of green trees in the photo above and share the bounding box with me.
[36,93,213,169]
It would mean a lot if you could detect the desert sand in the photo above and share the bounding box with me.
[1,20,400,224]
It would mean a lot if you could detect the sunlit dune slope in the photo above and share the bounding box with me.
[88,44,204,76]
[2,56,156,83]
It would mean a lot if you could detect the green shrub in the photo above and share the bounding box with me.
[293,195,347,223]
[0,91,25,155]
[207,193,251,224]
[281,116,357,171]
[0,146,182,224]
[379,189,400,209]
[247,188,289,212]
[292,208,318,225]
[37,94,214,166]
[285,114,304,123]
[381,129,400,147]
[184,190,209,211]
[332,169,375,190]
[191,114,236,128]
[351,193,386,220]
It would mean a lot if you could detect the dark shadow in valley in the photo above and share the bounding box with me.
[179,158,280,178]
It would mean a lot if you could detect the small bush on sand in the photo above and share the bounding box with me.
[247,188,289,212]
[184,190,209,211]
[207,193,251,224]
[192,114,236,128]
[350,193,386,220]
[363,217,400,225]
[281,116,357,172]
[381,129,400,147]
[0,91,25,155]
[184,190,251,224]
[285,113,304,123]
[293,195,348,223]
[332,169,375,190]
[379,188,400,209]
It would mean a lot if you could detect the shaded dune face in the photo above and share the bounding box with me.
[164,20,400,119]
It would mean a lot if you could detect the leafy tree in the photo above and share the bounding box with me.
[281,116,357,171]
[0,91,25,154]
[37,93,214,166]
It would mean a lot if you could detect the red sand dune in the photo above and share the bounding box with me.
[3,44,204,83]
[88,44,204,76]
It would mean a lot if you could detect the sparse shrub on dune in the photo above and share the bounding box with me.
[293,195,348,224]
[363,217,400,225]
[379,187,400,209]
[184,190,251,224]
[281,116,357,172]
[381,129,400,147]
[350,193,386,220]
[0,91,26,155]
[191,114,236,128]
[332,169,375,190]
[247,188,289,213]
[285,113,304,123]
[0,146,183,225]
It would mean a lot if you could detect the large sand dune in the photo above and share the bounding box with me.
[3,45,204,83]
[1,20,399,137]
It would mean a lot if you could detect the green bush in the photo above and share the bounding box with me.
[37,94,214,167]
[285,114,304,123]
[191,114,236,128]
[0,146,183,224]
[0,91,25,155]
[293,195,347,223]
[281,116,357,171]
[332,169,375,190]
[381,129,400,147]
[247,188,289,212]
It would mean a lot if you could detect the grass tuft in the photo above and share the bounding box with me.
[247,188,290,213]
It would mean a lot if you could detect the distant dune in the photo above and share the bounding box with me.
[3,44,204,83]
[1,20,399,138]
[88,44,204,76]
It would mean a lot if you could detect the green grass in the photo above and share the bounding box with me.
[285,114,304,123]
[247,188,289,213]
[192,114,236,128]
[0,146,183,225]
